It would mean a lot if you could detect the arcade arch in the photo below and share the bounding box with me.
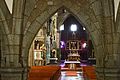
[22,0,103,68]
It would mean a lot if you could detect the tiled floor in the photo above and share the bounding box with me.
[59,71,85,80]
[52,60,96,80]
[58,61,87,80]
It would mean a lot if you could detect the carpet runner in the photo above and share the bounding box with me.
[65,71,77,76]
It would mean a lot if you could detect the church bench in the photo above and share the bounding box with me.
[82,66,96,80]
[28,66,61,80]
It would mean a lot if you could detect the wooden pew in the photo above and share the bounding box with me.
[82,66,96,80]
[28,66,61,80]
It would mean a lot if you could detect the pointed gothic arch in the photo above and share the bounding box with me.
[22,0,104,67]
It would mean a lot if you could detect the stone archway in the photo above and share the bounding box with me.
[22,0,120,80]
[22,0,103,68]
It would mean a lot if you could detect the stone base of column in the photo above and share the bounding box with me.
[0,67,28,80]
[96,67,120,80]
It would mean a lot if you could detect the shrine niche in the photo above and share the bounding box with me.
[49,49,58,64]
[34,43,46,66]
[34,40,44,50]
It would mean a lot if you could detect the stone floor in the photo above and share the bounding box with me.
[49,60,96,80]
[58,60,95,80]
[59,71,85,80]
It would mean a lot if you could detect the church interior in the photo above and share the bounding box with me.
[1,0,120,80]
[28,10,96,80]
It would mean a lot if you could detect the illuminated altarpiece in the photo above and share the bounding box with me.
[64,40,81,69]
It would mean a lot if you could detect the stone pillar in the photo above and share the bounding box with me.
[94,33,120,80]
[95,0,120,80]
[0,32,1,67]
[95,34,120,80]
[0,67,28,80]
[1,0,27,80]
[10,0,26,67]
[46,36,51,64]
[96,66,120,80]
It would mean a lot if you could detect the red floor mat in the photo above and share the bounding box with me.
[65,71,77,76]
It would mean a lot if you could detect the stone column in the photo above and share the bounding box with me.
[1,0,28,80]
[0,31,1,67]
[96,52,120,80]
[0,67,28,80]
[46,36,51,64]
[95,0,120,80]
[95,43,120,80]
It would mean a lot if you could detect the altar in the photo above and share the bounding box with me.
[64,40,81,70]
[68,54,80,61]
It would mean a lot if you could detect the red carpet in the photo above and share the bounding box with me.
[65,71,77,76]
[28,66,61,80]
